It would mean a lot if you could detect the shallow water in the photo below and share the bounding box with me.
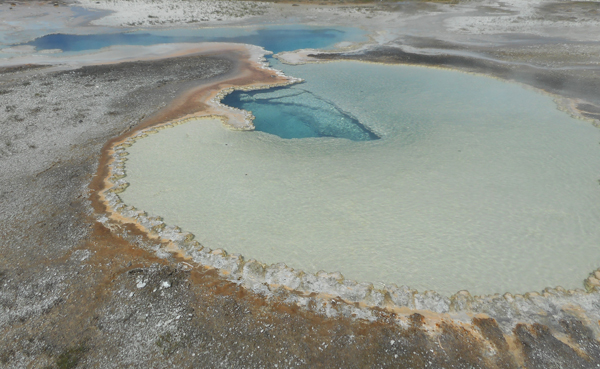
[21,25,367,54]
[223,86,379,140]
[120,61,600,296]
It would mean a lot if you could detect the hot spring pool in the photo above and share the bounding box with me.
[19,25,367,54]
[119,61,600,296]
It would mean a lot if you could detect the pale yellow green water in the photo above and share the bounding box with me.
[120,62,600,296]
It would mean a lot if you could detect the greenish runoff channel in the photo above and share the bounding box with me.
[121,61,600,296]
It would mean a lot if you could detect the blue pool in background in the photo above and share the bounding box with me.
[22,25,368,54]
[17,24,372,140]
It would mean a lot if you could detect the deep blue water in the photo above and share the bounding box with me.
[223,85,379,141]
[23,25,367,54]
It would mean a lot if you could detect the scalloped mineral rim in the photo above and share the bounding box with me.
[102,172,600,320]
[100,54,600,319]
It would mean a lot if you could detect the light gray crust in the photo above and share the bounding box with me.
[0,55,239,368]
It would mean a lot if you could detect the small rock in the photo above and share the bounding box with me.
[161,280,171,289]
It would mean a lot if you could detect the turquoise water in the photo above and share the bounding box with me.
[121,61,600,296]
[21,25,368,54]
[223,86,379,140]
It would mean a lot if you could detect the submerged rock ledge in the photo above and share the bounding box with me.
[276,48,600,128]
[99,73,600,331]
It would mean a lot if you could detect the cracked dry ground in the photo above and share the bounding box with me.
[1,54,600,368]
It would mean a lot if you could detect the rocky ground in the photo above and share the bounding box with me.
[2,0,600,368]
